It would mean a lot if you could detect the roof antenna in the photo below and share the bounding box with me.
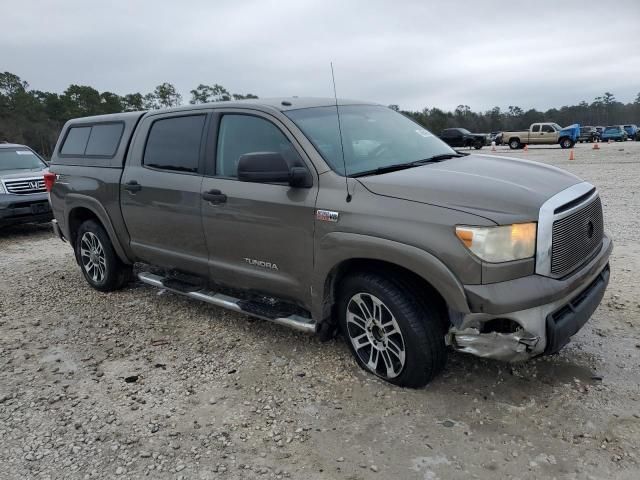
[331,62,351,202]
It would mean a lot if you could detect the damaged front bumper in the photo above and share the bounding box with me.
[446,328,541,362]
[447,249,611,362]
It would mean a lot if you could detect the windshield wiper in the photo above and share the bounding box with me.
[413,153,465,163]
[350,153,463,178]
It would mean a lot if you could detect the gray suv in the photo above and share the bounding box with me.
[47,98,611,387]
[0,143,52,227]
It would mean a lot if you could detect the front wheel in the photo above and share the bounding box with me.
[75,220,131,291]
[560,138,574,149]
[473,139,483,150]
[338,273,447,388]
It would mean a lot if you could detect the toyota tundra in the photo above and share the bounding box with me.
[46,98,611,387]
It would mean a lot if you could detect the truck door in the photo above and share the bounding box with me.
[120,111,210,276]
[200,110,317,306]
[540,124,558,143]
[529,124,541,144]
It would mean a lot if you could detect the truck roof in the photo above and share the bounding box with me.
[62,97,378,127]
[153,97,376,114]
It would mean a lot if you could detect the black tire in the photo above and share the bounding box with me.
[508,138,520,150]
[337,272,447,388]
[473,139,483,150]
[560,138,574,149]
[75,220,131,292]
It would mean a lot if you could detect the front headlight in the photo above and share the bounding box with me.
[455,223,537,263]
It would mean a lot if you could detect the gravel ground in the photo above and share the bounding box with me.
[1,141,639,480]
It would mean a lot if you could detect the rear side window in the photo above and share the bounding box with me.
[86,123,124,156]
[60,123,124,157]
[143,115,206,172]
[216,114,298,177]
[60,127,91,155]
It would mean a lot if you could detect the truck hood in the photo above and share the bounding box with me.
[0,168,47,180]
[357,154,581,224]
[560,123,580,140]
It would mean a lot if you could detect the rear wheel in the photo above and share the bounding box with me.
[509,138,521,150]
[75,220,131,291]
[338,272,447,388]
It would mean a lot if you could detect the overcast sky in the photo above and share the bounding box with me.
[2,0,639,111]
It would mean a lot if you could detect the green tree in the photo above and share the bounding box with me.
[122,93,144,111]
[61,85,103,118]
[190,83,231,104]
[146,82,182,109]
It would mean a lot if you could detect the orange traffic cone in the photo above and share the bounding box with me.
[593,143,600,150]
[569,149,575,161]
[523,144,528,152]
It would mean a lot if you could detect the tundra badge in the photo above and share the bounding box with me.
[244,258,279,270]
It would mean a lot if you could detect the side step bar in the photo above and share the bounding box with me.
[137,272,316,334]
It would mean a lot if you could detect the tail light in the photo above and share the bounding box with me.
[44,172,57,192]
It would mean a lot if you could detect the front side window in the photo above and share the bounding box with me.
[541,124,555,133]
[143,115,206,172]
[285,105,455,176]
[216,114,300,177]
[0,148,46,171]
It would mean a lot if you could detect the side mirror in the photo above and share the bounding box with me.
[237,152,311,188]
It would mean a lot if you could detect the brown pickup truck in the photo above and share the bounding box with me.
[46,98,611,387]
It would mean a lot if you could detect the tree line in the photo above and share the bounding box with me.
[0,72,257,157]
[398,91,640,136]
[1,70,639,158]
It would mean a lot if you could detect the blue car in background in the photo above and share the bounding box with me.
[600,125,628,142]
[623,124,638,140]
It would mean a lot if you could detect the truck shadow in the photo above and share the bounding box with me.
[428,347,600,404]
[0,222,53,240]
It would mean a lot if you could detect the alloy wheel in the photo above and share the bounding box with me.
[345,292,406,379]
[80,231,106,283]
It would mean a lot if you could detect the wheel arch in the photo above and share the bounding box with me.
[313,232,470,330]
[65,195,132,264]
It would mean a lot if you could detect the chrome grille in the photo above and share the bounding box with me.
[3,177,46,195]
[551,196,603,277]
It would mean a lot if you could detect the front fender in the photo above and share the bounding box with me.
[312,232,470,322]
[560,124,580,142]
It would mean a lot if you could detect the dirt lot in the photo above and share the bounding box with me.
[1,141,639,480]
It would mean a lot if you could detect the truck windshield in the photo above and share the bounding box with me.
[551,123,562,131]
[0,149,46,171]
[285,105,456,176]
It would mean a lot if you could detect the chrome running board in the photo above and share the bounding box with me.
[137,272,316,334]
